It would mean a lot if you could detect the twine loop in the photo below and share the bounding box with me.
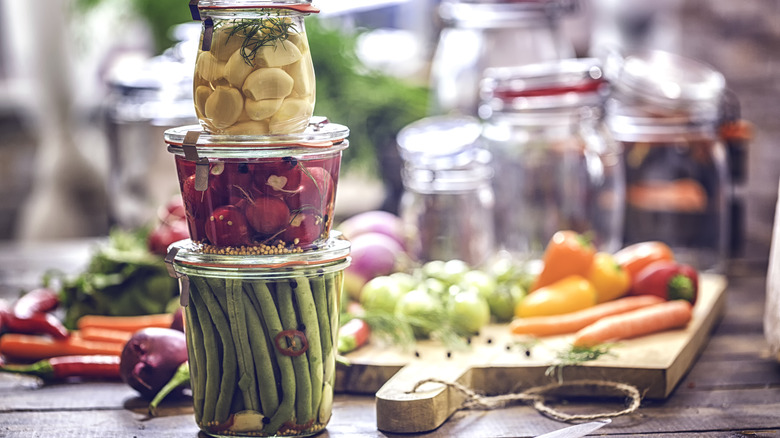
[408,378,641,422]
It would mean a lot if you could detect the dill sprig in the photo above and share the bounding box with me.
[545,344,617,383]
[224,16,297,66]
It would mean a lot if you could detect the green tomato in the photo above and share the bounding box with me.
[389,272,419,295]
[421,260,447,280]
[395,287,440,338]
[421,277,448,299]
[487,282,526,323]
[460,270,497,299]
[449,289,491,334]
[359,276,405,314]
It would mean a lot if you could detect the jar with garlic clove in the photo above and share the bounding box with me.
[191,1,318,135]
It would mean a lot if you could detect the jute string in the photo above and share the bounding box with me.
[407,378,642,422]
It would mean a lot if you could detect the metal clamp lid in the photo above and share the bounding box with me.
[191,0,319,20]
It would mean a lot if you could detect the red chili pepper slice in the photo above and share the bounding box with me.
[273,329,309,357]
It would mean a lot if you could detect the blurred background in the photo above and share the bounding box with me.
[0,0,777,269]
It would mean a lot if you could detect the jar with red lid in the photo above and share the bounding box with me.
[479,58,624,260]
[430,0,578,117]
[190,1,319,135]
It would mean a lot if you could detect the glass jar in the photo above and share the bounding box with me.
[191,1,318,135]
[397,115,495,267]
[605,49,730,273]
[166,235,350,437]
[164,119,348,253]
[104,23,199,229]
[479,58,624,259]
[429,0,578,117]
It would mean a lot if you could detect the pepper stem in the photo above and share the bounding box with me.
[148,362,190,416]
[0,359,54,379]
[668,274,695,302]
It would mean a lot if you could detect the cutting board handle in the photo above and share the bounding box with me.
[375,360,473,433]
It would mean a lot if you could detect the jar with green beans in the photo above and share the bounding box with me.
[166,235,350,437]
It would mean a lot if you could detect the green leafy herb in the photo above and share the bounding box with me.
[224,16,296,66]
[545,344,617,383]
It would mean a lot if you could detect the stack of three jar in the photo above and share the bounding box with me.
[164,2,349,437]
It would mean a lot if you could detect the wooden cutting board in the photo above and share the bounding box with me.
[334,274,727,433]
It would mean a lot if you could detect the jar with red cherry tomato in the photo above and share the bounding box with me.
[164,118,348,253]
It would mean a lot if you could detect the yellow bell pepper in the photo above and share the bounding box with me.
[587,252,631,303]
[514,275,597,318]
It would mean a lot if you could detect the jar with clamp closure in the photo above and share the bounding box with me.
[190,1,318,135]
[479,58,624,260]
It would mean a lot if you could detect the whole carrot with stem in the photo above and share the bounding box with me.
[510,295,665,337]
[531,231,596,292]
[572,299,693,347]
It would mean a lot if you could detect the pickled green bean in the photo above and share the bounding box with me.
[226,278,260,412]
[184,299,205,422]
[242,283,280,417]
[310,274,335,391]
[291,276,323,417]
[188,278,220,426]
[250,280,297,435]
[276,278,313,425]
[197,277,238,426]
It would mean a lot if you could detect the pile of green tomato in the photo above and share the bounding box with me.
[356,259,531,338]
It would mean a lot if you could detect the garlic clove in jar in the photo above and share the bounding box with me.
[194,86,213,116]
[242,68,294,101]
[245,97,284,121]
[196,52,226,83]
[257,39,302,68]
[224,50,256,88]
[269,98,311,134]
[204,86,244,130]
[211,26,245,62]
[224,120,270,135]
[283,55,314,98]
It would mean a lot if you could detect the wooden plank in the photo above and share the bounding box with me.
[363,274,727,433]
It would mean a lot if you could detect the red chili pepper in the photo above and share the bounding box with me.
[0,355,121,380]
[630,260,699,305]
[13,288,60,317]
[274,329,309,357]
[0,309,69,340]
[337,318,371,354]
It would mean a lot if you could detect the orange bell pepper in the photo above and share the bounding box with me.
[613,241,675,283]
[531,230,596,292]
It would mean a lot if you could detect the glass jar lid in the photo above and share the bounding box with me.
[606,49,725,113]
[165,118,349,158]
[166,233,350,276]
[479,58,606,115]
[440,0,578,28]
[396,115,483,171]
[194,0,318,12]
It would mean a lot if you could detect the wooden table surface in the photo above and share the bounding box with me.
[0,239,779,437]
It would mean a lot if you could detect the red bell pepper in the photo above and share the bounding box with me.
[630,260,698,305]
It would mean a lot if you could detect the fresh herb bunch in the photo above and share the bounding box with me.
[545,344,616,383]
[224,16,297,66]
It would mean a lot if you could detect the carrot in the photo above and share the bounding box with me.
[77,327,134,344]
[510,295,665,336]
[572,300,694,347]
[76,313,174,333]
[0,333,124,361]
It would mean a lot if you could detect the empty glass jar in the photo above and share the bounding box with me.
[605,49,730,273]
[479,58,624,260]
[397,116,495,267]
[429,0,578,117]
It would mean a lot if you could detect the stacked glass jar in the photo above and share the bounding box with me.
[163,2,350,437]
